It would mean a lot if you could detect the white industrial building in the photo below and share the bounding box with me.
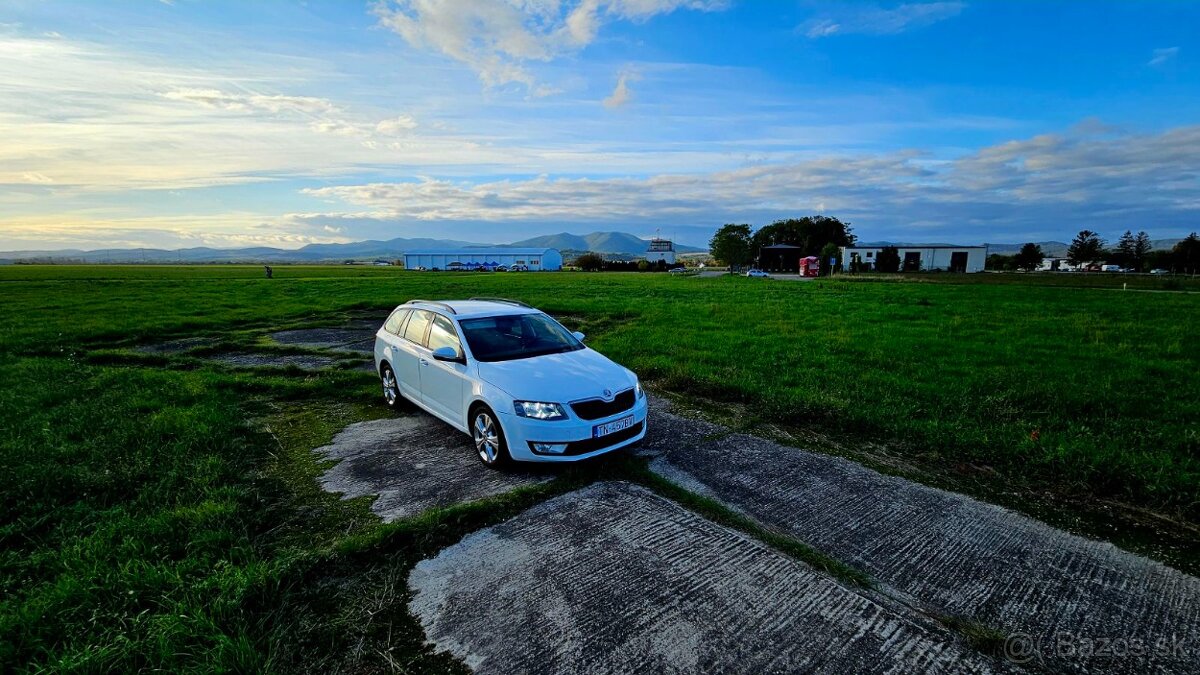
[644,237,676,265]
[840,245,987,273]
[403,248,563,271]
[1038,257,1081,272]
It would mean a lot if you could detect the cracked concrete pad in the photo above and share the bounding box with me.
[647,409,1200,675]
[409,481,1009,675]
[270,326,376,354]
[211,352,339,370]
[314,416,551,522]
[135,336,217,354]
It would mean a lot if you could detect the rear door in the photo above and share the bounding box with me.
[376,308,410,375]
[418,314,470,426]
[395,310,433,399]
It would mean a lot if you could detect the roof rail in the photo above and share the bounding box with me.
[405,299,457,314]
[468,297,531,308]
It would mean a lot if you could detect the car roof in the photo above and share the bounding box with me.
[399,299,540,320]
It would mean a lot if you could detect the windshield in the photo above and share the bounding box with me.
[459,313,583,362]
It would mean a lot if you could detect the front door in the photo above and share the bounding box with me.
[419,313,469,425]
[950,251,968,273]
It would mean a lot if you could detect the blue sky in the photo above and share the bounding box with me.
[1,0,1197,251]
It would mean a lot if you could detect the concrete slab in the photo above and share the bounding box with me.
[269,327,376,354]
[314,416,551,522]
[211,352,339,371]
[134,336,217,354]
[646,406,1200,674]
[409,481,1009,675]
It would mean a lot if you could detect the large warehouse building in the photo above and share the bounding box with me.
[402,247,563,271]
[840,245,987,273]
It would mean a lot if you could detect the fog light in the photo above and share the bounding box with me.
[531,442,568,455]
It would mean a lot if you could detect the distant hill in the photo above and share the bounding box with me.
[508,231,705,255]
[0,231,704,264]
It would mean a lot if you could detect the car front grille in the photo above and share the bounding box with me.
[570,389,636,420]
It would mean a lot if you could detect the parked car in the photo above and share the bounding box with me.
[745,269,770,278]
[668,267,688,274]
[1150,268,1169,275]
[374,299,648,468]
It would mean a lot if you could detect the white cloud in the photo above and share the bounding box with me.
[603,71,636,108]
[0,214,351,251]
[372,0,726,91]
[376,114,419,134]
[310,119,363,136]
[0,36,527,190]
[161,88,338,115]
[800,2,964,38]
[1149,47,1179,67]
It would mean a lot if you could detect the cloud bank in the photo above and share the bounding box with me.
[300,123,1200,240]
[372,0,726,91]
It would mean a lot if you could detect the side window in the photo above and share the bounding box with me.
[404,310,433,344]
[427,314,462,354]
[383,309,410,335]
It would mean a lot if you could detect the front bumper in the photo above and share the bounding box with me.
[499,395,649,463]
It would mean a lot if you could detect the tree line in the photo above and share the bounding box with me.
[708,216,855,272]
[987,230,1200,273]
[571,254,675,272]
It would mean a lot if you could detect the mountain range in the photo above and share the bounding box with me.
[5,233,1183,264]
[0,231,706,264]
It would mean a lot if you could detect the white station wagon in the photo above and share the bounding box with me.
[374,298,649,467]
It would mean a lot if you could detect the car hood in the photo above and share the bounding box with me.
[475,347,636,403]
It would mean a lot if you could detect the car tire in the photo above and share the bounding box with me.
[470,405,511,469]
[380,364,401,407]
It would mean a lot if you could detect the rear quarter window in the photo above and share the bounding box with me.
[383,309,410,335]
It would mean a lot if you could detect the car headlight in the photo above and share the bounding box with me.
[635,380,645,399]
[513,401,568,420]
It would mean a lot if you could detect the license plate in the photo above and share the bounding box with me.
[593,415,635,438]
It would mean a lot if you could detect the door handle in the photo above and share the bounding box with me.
[419,358,429,366]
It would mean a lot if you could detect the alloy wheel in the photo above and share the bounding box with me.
[382,369,398,405]
[473,412,500,464]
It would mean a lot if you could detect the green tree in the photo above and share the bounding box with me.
[819,242,840,276]
[1133,231,1153,271]
[1114,230,1136,268]
[875,246,901,273]
[749,215,856,257]
[574,252,605,271]
[1014,243,1045,271]
[1067,230,1106,268]
[987,253,1017,271]
[709,223,754,270]
[1173,232,1200,274]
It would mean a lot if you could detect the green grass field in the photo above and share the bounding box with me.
[1,265,1197,671]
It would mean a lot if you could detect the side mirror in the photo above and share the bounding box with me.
[572,331,586,342]
[432,346,463,362]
